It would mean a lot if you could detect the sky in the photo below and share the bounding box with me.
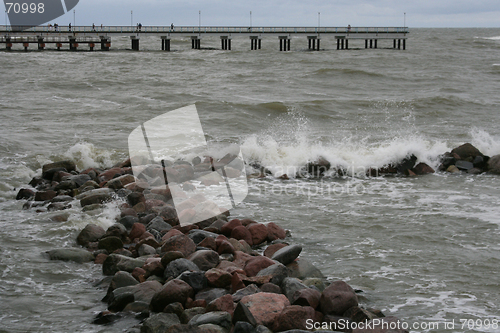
[3,0,500,28]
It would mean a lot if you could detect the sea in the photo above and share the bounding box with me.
[1,28,500,332]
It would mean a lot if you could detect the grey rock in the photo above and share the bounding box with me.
[46,248,94,263]
[98,236,124,253]
[189,311,232,331]
[286,258,324,280]
[138,244,157,256]
[455,160,474,171]
[189,250,220,271]
[188,229,219,244]
[147,216,172,233]
[195,288,229,304]
[164,258,200,280]
[120,216,139,230]
[180,307,206,324]
[281,277,309,302]
[141,313,180,333]
[77,224,106,247]
[271,244,302,265]
[256,263,289,285]
[178,271,207,292]
[103,254,147,276]
[232,284,260,303]
[488,154,500,174]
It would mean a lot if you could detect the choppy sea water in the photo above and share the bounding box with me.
[1,28,500,332]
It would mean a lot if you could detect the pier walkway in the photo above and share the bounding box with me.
[0,25,409,51]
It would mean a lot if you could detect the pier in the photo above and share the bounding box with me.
[0,25,408,52]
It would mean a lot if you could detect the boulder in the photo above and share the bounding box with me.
[221,219,242,237]
[98,236,124,254]
[77,224,106,247]
[455,160,474,171]
[281,277,309,302]
[451,143,483,160]
[180,307,206,324]
[195,288,229,304]
[231,226,253,246]
[79,188,114,207]
[205,268,232,288]
[292,287,322,309]
[164,258,200,280]
[266,222,286,241]
[150,279,193,311]
[46,248,94,263]
[247,223,268,245]
[35,190,57,202]
[240,292,290,328]
[319,280,358,316]
[286,258,324,280]
[119,216,139,230]
[272,305,317,332]
[306,156,331,177]
[178,271,207,293]
[16,188,35,200]
[189,250,220,271]
[256,263,289,285]
[232,284,260,303]
[188,311,232,331]
[189,229,219,244]
[263,243,288,258]
[487,154,500,174]
[141,313,181,333]
[412,162,435,175]
[103,254,147,276]
[161,234,197,257]
[147,216,172,233]
[271,244,302,265]
[244,256,275,277]
[129,223,146,240]
[161,251,185,268]
[206,294,234,315]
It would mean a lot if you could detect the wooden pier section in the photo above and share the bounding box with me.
[0,25,408,52]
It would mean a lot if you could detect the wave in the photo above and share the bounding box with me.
[312,67,386,78]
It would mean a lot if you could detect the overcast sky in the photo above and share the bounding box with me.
[4,0,500,27]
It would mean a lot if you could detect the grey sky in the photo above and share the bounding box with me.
[4,0,500,27]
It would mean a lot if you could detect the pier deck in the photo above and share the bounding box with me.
[0,25,409,51]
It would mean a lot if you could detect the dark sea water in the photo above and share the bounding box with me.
[1,28,500,332]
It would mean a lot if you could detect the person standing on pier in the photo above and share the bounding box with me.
[68,23,71,31]
[171,23,174,31]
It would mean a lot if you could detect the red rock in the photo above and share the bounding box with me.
[320,281,358,316]
[150,279,194,312]
[188,299,207,309]
[232,251,253,269]
[161,234,197,257]
[260,282,281,294]
[247,223,268,245]
[139,231,155,240]
[162,229,184,242]
[263,243,288,258]
[206,294,234,316]
[94,253,108,265]
[412,162,435,175]
[244,256,275,277]
[35,190,57,201]
[98,167,124,182]
[272,305,317,331]
[231,272,246,292]
[292,287,322,309]
[239,218,256,226]
[178,208,197,224]
[173,224,199,234]
[137,236,160,250]
[121,208,138,218]
[132,202,146,214]
[205,268,232,288]
[231,226,253,246]
[220,219,242,237]
[151,186,172,198]
[267,222,286,241]
[145,199,166,210]
[129,223,146,240]
[240,292,290,328]
[198,236,217,250]
[215,235,228,248]
[142,258,164,277]
[217,240,235,255]
[132,267,147,283]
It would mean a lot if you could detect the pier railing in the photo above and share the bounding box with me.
[0,25,409,35]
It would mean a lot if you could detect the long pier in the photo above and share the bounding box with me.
[0,25,409,52]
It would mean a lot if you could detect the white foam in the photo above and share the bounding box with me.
[470,128,500,156]
[63,142,115,170]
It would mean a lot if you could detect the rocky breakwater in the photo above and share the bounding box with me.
[16,155,412,333]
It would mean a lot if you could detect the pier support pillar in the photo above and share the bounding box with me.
[374,39,377,49]
[398,39,401,50]
[38,38,45,50]
[131,36,140,51]
[100,37,110,51]
[307,36,320,50]
[279,36,290,51]
[191,36,201,49]
[393,39,396,48]
[220,36,231,50]
[250,36,261,50]
[345,39,348,49]
[69,38,77,51]
[369,39,373,48]
[161,37,170,51]
[365,39,368,49]
[403,39,406,50]
[6,37,11,50]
